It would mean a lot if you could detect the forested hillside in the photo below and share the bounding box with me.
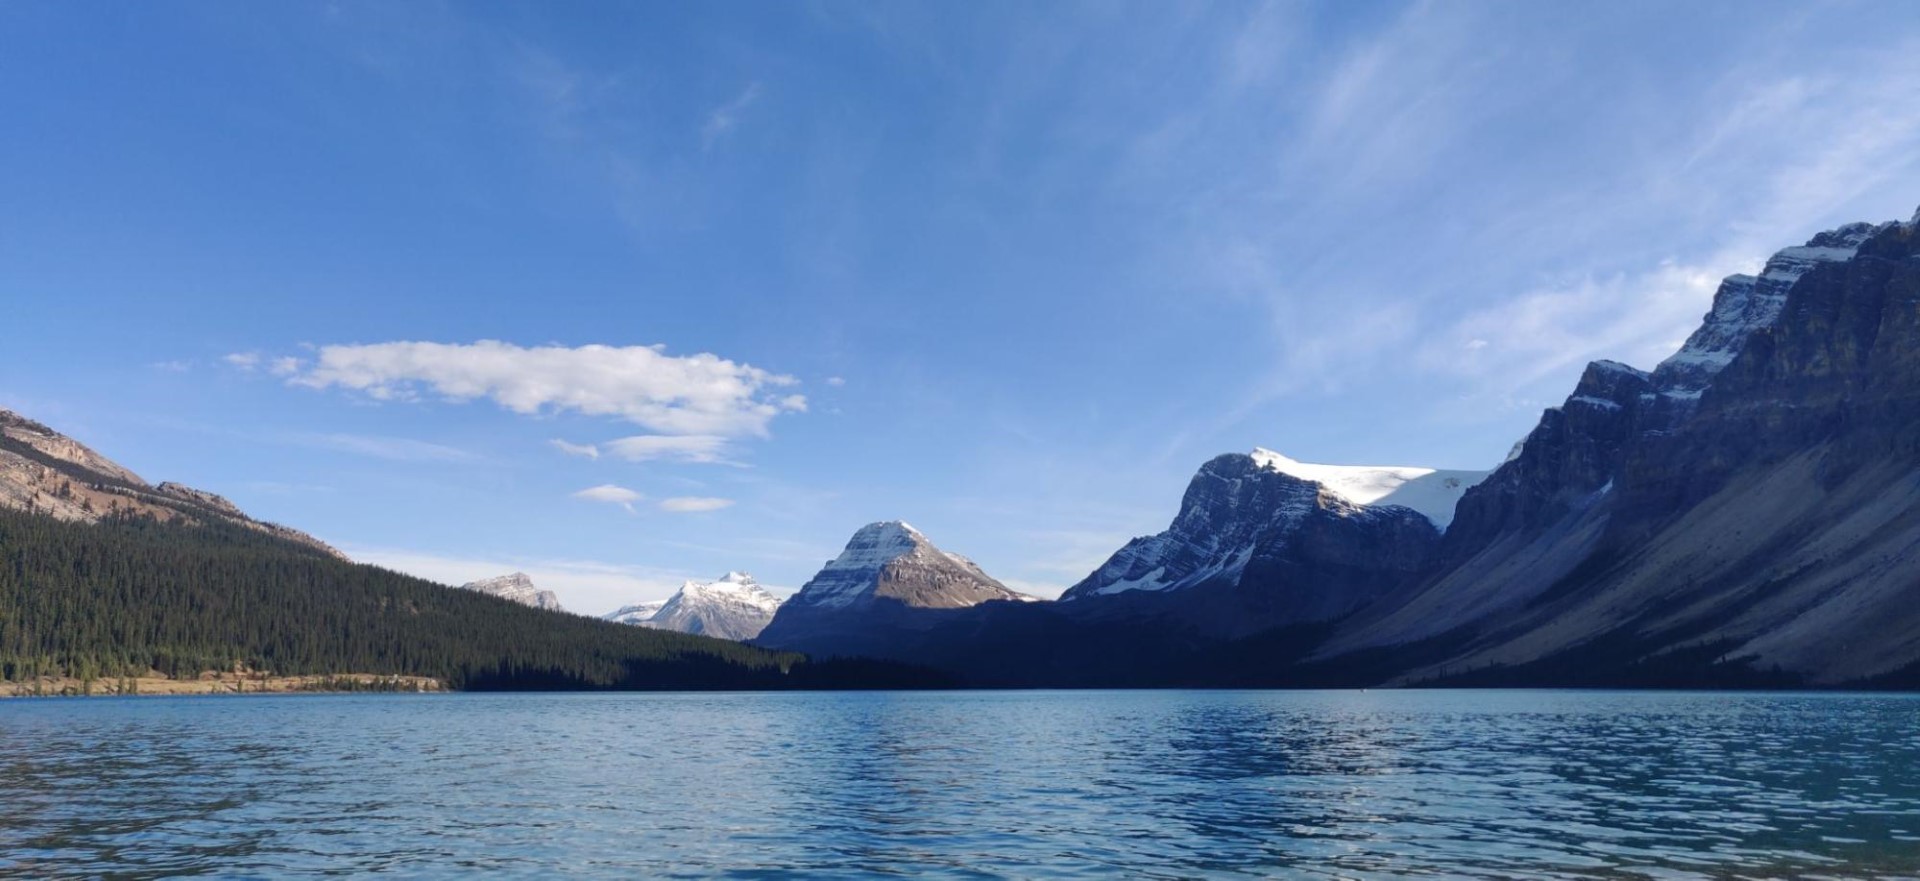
[0,507,930,690]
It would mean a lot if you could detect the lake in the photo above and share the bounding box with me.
[2,690,1918,878]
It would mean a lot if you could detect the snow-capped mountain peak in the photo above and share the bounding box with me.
[779,519,1020,610]
[603,599,666,626]
[602,572,781,641]
[1655,220,1893,395]
[794,520,953,608]
[754,521,1029,653]
[1061,448,1477,611]
[828,520,926,564]
[1248,448,1487,529]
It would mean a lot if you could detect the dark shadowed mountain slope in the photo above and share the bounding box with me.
[1058,449,1482,639]
[1314,210,1920,686]
[766,209,1920,691]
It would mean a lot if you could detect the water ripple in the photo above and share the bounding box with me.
[2,691,1919,878]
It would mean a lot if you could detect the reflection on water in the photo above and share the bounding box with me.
[2,690,1918,878]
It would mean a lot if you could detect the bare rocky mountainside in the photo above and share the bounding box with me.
[603,572,781,642]
[754,522,1031,657]
[459,573,565,612]
[1311,209,1920,686]
[0,409,347,560]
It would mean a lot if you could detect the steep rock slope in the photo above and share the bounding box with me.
[755,522,1029,656]
[459,572,564,612]
[1319,211,1920,685]
[605,572,780,641]
[1059,450,1484,637]
[0,409,346,560]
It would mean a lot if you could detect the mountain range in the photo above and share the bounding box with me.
[7,205,1919,691]
[754,207,1920,689]
[0,409,939,690]
[455,569,784,641]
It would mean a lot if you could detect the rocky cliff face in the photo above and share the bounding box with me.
[755,522,1029,655]
[459,573,565,612]
[1059,450,1482,637]
[1320,210,1920,685]
[605,572,780,641]
[0,409,348,560]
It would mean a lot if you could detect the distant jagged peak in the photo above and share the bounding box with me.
[784,519,1027,610]
[681,569,757,592]
[676,571,780,608]
[1061,447,1465,605]
[459,572,564,612]
[1587,359,1649,380]
[847,520,927,549]
[468,571,535,589]
[614,570,783,641]
[1656,215,1907,394]
[824,520,953,570]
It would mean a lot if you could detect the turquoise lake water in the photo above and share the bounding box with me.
[2,690,1918,878]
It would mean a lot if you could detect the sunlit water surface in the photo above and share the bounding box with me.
[3,690,1918,878]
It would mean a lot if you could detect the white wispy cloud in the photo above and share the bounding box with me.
[1121,5,1920,442]
[572,483,642,512]
[701,82,762,149]
[290,432,483,464]
[658,496,733,513]
[287,340,805,438]
[222,352,262,370]
[241,480,337,495]
[603,434,735,464]
[1417,38,1920,402]
[549,438,600,459]
[1417,258,1737,389]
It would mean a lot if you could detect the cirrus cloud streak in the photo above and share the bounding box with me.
[658,496,733,513]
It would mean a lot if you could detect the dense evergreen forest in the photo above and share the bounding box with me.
[0,507,942,690]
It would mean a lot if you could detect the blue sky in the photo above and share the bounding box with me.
[5,1,1920,612]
